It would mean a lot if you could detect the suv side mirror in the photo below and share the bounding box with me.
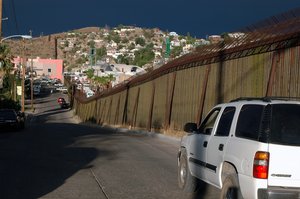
[184,123,198,133]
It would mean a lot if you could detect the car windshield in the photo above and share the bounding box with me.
[270,104,300,146]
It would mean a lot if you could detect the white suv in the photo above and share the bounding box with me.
[178,97,300,199]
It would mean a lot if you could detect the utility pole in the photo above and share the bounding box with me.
[21,39,26,112]
[30,57,34,112]
[0,0,2,38]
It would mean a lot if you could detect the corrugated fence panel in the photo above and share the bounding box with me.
[295,47,300,96]
[135,81,153,128]
[116,90,127,126]
[151,75,169,131]
[125,86,139,127]
[203,63,219,115]
[106,91,128,126]
[170,65,204,130]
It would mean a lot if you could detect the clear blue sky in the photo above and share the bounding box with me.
[2,0,300,38]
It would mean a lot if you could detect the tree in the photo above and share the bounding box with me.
[186,32,196,44]
[96,47,107,61]
[128,43,135,50]
[94,74,116,89]
[105,74,116,88]
[0,44,13,77]
[117,54,132,65]
[133,44,155,67]
[135,37,146,46]
[112,33,121,44]
[106,31,121,44]
[93,76,107,89]
[121,38,129,44]
[171,46,183,58]
[0,44,14,96]
[143,29,154,39]
[86,68,94,79]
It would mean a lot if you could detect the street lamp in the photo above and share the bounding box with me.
[1,34,32,112]
[0,35,32,43]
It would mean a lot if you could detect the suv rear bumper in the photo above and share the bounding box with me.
[258,187,300,199]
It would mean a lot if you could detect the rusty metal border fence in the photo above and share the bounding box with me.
[71,8,300,137]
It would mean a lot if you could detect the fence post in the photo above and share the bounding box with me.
[122,85,129,126]
[114,95,121,125]
[266,52,280,97]
[99,100,107,125]
[147,82,155,132]
[97,100,102,124]
[131,87,140,129]
[196,65,211,127]
[107,98,113,124]
[164,72,176,131]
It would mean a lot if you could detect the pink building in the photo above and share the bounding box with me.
[13,57,64,81]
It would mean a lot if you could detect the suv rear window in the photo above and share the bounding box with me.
[270,104,300,146]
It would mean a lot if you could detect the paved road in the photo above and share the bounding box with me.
[0,91,219,199]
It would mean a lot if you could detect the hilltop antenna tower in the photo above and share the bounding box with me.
[165,37,170,58]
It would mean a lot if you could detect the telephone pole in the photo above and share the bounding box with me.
[0,0,2,38]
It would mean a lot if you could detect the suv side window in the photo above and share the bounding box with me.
[199,108,221,135]
[215,107,236,136]
[236,105,264,140]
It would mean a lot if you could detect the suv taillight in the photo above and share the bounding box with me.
[253,151,269,179]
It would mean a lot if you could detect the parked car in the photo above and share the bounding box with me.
[60,101,69,109]
[57,97,69,109]
[178,97,300,199]
[0,109,25,131]
[56,86,68,93]
[57,97,65,104]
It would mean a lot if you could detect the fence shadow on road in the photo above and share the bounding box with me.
[0,115,119,199]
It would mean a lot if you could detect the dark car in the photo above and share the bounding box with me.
[60,101,69,109]
[57,97,69,109]
[0,109,25,131]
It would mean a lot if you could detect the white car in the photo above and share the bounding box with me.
[56,86,68,93]
[178,97,300,199]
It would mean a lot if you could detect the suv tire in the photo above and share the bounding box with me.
[178,149,198,192]
[220,173,243,199]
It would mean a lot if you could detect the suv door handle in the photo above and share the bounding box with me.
[218,144,224,151]
[203,141,208,148]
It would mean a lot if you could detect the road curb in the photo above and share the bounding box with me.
[71,109,180,145]
[79,121,181,146]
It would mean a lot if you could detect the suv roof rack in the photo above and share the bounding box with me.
[230,97,271,102]
[230,97,300,103]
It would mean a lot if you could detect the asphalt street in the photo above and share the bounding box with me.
[0,91,219,199]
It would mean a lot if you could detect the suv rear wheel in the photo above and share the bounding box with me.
[220,173,243,199]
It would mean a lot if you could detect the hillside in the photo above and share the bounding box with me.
[6,26,207,71]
